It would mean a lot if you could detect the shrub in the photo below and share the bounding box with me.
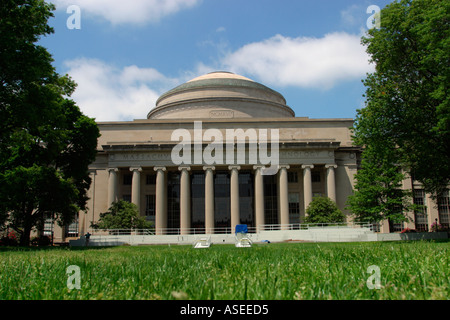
[0,230,18,246]
[304,196,345,224]
[92,200,153,230]
[430,221,446,232]
[31,235,52,246]
[400,228,417,233]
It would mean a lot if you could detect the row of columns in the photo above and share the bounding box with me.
[107,164,338,234]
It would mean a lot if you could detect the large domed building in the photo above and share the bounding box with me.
[148,71,294,119]
[49,71,444,243]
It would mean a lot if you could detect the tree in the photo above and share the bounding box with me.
[346,146,415,225]
[356,0,449,198]
[0,1,100,245]
[92,201,153,230]
[304,197,345,224]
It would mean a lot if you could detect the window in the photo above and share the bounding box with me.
[214,172,230,229]
[288,193,300,224]
[167,172,180,231]
[123,173,132,185]
[43,215,54,237]
[65,216,79,237]
[122,194,131,202]
[437,190,450,229]
[312,193,323,198]
[191,173,205,231]
[311,171,321,183]
[413,189,428,231]
[146,174,156,185]
[288,172,298,183]
[264,175,278,225]
[145,194,155,216]
[389,220,404,233]
[239,172,254,229]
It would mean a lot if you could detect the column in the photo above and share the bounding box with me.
[380,220,390,233]
[253,166,265,232]
[203,166,215,234]
[279,165,290,229]
[403,175,415,229]
[229,165,240,233]
[426,193,440,229]
[130,167,142,212]
[154,167,167,235]
[84,169,97,235]
[325,164,337,202]
[107,168,118,208]
[179,166,191,235]
[302,165,314,214]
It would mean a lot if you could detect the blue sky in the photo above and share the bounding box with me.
[40,0,392,122]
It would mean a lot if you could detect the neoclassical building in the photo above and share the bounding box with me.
[49,71,449,242]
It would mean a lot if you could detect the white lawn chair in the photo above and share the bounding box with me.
[193,236,211,248]
[235,224,252,248]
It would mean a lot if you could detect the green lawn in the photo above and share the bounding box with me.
[0,241,448,300]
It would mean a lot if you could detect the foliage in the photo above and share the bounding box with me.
[347,146,415,224]
[430,221,446,232]
[0,1,100,245]
[0,231,18,246]
[304,196,345,224]
[355,0,450,198]
[92,201,153,230]
[400,228,417,233]
[30,235,51,246]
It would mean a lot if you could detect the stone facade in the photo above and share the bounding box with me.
[47,72,448,243]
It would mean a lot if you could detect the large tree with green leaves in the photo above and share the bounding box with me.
[347,146,416,225]
[0,0,100,245]
[354,0,449,198]
[349,0,449,224]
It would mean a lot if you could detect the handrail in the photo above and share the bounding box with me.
[259,222,378,231]
[85,222,378,237]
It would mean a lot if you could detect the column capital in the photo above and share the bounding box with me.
[153,166,166,172]
[278,165,290,170]
[301,164,314,170]
[228,165,241,171]
[203,165,216,171]
[178,166,191,172]
[107,167,119,173]
[129,166,142,172]
[253,165,265,171]
[325,164,338,169]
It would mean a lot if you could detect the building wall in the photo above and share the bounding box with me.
[59,117,450,241]
[70,117,358,236]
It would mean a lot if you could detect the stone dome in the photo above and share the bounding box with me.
[147,71,295,119]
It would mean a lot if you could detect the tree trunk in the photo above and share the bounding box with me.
[19,209,34,246]
[20,225,32,246]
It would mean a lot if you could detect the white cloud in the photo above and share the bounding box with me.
[62,32,373,121]
[64,58,179,121]
[49,0,200,25]
[222,32,373,89]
